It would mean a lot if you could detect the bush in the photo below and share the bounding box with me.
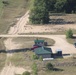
[32,63,38,75]
[32,54,39,60]
[66,29,73,38]
[2,1,9,6]
[22,71,30,75]
[46,63,54,70]
[39,56,43,61]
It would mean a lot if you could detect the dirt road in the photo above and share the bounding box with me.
[8,10,76,34]
[0,10,76,75]
[0,11,32,75]
[0,34,76,54]
[0,62,31,75]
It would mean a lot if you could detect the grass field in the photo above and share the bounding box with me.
[6,37,76,75]
[0,53,6,72]
[0,0,4,17]
[7,50,76,75]
[0,0,31,34]
[0,0,76,34]
[0,38,6,72]
[12,37,55,48]
[49,13,76,24]
[6,37,55,69]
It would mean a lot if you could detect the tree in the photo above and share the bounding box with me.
[49,0,56,11]
[66,29,73,38]
[54,0,67,12]
[64,0,76,13]
[32,63,38,75]
[22,71,30,75]
[46,63,54,70]
[29,0,50,24]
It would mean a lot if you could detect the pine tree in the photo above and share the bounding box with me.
[29,0,50,24]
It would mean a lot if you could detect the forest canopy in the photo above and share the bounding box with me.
[29,0,76,24]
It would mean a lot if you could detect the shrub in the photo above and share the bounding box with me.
[22,71,30,75]
[39,56,43,61]
[32,63,38,75]
[66,29,73,38]
[32,54,39,60]
[46,63,54,70]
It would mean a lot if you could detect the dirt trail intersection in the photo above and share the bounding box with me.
[0,34,76,54]
[0,10,76,75]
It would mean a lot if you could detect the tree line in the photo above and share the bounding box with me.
[29,0,76,24]
[49,0,76,13]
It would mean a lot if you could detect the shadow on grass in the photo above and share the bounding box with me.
[49,19,75,25]
[46,68,63,72]
[0,48,31,53]
[53,68,63,71]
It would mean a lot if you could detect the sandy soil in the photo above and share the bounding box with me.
[0,10,76,75]
[4,38,22,57]
[0,37,32,75]
[0,62,31,75]
[8,11,76,34]
[6,34,75,54]
[0,34,76,54]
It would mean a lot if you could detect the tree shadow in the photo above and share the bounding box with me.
[50,13,66,16]
[49,18,75,25]
[53,68,63,71]
[0,48,31,53]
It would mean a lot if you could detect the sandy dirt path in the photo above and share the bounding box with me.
[0,62,31,75]
[8,11,30,34]
[0,10,76,75]
[0,37,32,75]
[8,10,76,34]
[8,9,76,34]
[0,11,33,75]
[0,34,76,54]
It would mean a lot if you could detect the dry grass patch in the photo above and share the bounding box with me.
[12,37,55,48]
[7,51,34,68]
[0,53,6,72]
[7,50,76,75]
[0,0,30,34]
[0,38,6,72]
